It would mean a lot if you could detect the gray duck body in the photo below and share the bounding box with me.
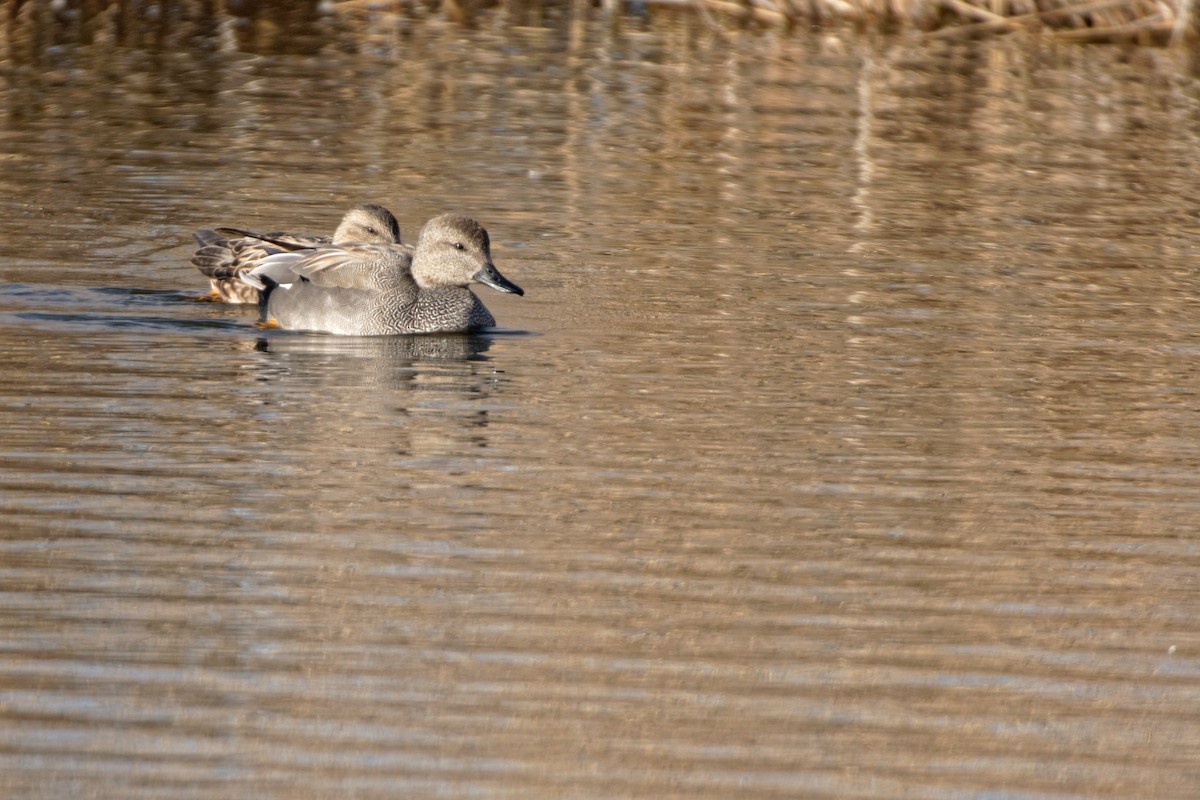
[190,203,401,304]
[243,213,523,336]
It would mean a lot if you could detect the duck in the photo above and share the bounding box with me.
[239,213,523,335]
[190,203,402,304]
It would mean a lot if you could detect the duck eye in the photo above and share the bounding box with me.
[454,242,465,250]
[366,227,378,235]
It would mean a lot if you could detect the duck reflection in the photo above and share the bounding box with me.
[251,332,492,363]
[240,332,502,461]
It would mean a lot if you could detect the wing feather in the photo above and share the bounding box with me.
[247,243,414,291]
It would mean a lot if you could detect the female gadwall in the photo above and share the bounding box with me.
[190,203,401,304]
[240,213,523,335]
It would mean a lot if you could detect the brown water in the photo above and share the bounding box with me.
[3,6,1200,799]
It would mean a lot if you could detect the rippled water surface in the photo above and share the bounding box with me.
[3,6,1200,798]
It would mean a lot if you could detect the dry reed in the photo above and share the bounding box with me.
[1,0,1193,44]
[631,0,1193,42]
[316,0,1200,43]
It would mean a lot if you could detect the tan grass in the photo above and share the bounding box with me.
[1,0,1191,45]
[629,0,1191,41]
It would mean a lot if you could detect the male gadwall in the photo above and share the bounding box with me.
[239,213,523,335]
[190,203,401,304]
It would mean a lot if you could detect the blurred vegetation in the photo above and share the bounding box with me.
[0,0,1194,46]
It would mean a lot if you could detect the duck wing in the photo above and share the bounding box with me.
[211,227,329,252]
[191,228,332,279]
[245,243,414,291]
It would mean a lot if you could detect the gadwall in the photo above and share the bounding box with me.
[240,213,523,335]
[191,203,401,304]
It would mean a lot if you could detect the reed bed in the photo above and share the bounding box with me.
[318,0,1199,41]
[1,0,1194,44]
[635,0,1192,42]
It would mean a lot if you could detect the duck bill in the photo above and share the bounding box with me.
[474,262,524,296]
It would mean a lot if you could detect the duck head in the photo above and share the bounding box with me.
[413,214,524,296]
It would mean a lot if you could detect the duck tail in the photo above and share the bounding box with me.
[192,229,225,248]
[191,229,237,278]
[239,267,279,322]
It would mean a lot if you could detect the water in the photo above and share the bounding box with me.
[2,6,1200,798]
